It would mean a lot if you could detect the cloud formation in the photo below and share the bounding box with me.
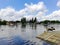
[0,1,60,21]
[0,2,47,21]
[57,0,60,7]
[46,10,60,21]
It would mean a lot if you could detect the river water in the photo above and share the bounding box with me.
[0,24,60,45]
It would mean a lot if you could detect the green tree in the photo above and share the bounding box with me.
[21,17,26,24]
[34,17,37,23]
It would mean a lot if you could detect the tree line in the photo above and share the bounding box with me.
[39,20,60,24]
[0,18,60,25]
[21,17,37,24]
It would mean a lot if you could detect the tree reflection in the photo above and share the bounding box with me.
[29,23,37,30]
[21,24,26,32]
[21,24,26,28]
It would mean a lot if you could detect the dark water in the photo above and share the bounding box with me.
[0,24,59,45]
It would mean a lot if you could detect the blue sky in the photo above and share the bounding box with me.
[0,0,58,12]
[0,0,60,21]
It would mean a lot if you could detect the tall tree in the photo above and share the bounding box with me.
[34,17,37,23]
[21,17,26,24]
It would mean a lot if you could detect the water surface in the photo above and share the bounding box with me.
[0,24,59,45]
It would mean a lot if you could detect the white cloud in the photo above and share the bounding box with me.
[0,7,16,21]
[0,1,60,21]
[57,0,60,7]
[46,10,60,21]
[0,1,47,21]
[25,2,47,13]
[40,0,60,21]
[24,2,47,21]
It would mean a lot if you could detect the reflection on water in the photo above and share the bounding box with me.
[29,23,37,30]
[0,24,59,45]
[21,24,26,28]
[21,24,26,32]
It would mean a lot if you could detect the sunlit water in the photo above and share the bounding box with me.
[0,24,60,45]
